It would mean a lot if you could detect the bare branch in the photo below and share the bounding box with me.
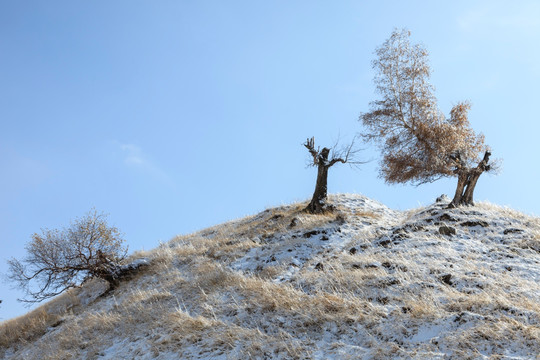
[304,137,319,166]
[7,209,128,303]
[304,135,365,213]
[329,135,367,169]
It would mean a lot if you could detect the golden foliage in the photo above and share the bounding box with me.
[361,29,486,185]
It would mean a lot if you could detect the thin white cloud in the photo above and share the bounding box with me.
[115,142,175,188]
[120,144,146,166]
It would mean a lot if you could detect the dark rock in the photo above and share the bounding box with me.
[440,274,453,285]
[321,235,329,241]
[270,214,283,221]
[378,297,389,304]
[378,239,392,248]
[438,213,458,222]
[461,220,489,228]
[392,233,409,241]
[394,224,425,234]
[334,214,346,224]
[410,224,425,232]
[314,262,324,271]
[503,228,524,235]
[351,264,362,269]
[382,261,393,269]
[439,226,456,236]
[289,218,299,228]
[454,312,464,323]
[383,278,400,286]
[303,230,319,238]
[349,247,358,255]
[436,194,449,203]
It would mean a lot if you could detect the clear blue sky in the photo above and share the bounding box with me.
[1,1,539,320]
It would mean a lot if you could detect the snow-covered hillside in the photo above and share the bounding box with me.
[1,194,539,359]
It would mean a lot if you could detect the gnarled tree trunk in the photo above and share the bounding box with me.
[306,149,331,213]
[449,168,470,208]
[461,151,491,206]
[304,137,356,214]
[448,150,491,208]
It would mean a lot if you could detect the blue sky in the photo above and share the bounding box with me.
[1,1,539,320]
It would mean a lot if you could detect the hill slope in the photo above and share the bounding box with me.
[1,194,539,359]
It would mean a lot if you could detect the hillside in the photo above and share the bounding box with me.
[1,194,539,359]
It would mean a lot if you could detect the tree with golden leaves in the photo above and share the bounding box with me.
[360,29,494,207]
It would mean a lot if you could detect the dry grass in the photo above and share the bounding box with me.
[2,195,539,359]
[0,308,61,350]
[0,290,80,351]
[0,268,132,355]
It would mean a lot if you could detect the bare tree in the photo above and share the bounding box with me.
[7,210,128,303]
[360,29,495,207]
[304,137,362,213]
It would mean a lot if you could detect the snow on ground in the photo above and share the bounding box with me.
[1,194,539,359]
[230,194,404,282]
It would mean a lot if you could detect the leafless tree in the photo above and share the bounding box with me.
[7,209,128,303]
[360,29,496,207]
[304,136,362,213]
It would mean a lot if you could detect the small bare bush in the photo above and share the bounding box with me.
[7,209,127,303]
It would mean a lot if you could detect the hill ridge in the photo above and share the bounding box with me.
[1,194,539,359]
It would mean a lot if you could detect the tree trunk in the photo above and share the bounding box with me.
[460,151,491,206]
[449,169,469,208]
[306,163,330,213]
[306,148,332,214]
[460,169,479,206]
[448,150,491,208]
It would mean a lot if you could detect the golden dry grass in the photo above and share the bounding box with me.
[0,290,80,350]
[2,195,539,359]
